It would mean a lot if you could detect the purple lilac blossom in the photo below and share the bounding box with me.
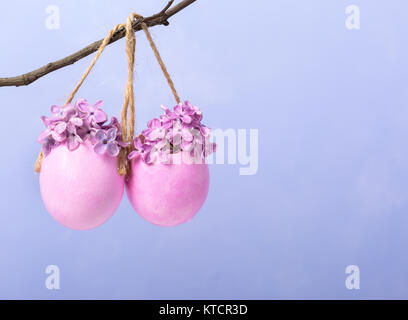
[93,128,121,157]
[76,99,107,124]
[128,136,154,163]
[128,101,216,164]
[38,99,127,157]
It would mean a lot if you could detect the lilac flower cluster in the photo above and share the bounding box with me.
[38,99,128,157]
[128,101,216,164]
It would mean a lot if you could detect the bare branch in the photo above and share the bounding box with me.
[0,0,196,87]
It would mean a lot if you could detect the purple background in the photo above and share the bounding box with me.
[1,0,407,299]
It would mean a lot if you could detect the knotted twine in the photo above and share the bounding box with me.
[35,12,181,176]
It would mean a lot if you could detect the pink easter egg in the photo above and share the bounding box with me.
[126,152,209,227]
[39,140,124,230]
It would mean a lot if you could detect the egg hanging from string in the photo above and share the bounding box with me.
[125,101,216,227]
[38,99,127,230]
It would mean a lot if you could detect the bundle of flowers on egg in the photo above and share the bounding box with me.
[37,99,128,230]
[126,101,216,227]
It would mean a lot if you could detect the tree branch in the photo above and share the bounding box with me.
[0,0,196,87]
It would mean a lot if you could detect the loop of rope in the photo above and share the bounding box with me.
[124,13,142,142]
[35,12,181,174]
[65,24,125,106]
[140,22,181,105]
[118,13,143,176]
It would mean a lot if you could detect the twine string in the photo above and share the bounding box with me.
[118,13,143,176]
[140,22,180,104]
[65,24,125,106]
[118,15,182,175]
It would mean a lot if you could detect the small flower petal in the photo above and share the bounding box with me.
[76,99,91,113]
[174,104,183,115]
[38,129,50,143]
[148,118,161,129]
[93,109,107,123]
[181,128,193,142]
[54,122,67,134]
[106,127,117,141]
[128,150,140,160]
[95,130,107,142]
[67,135,81,151]
[181,115,192,124]
[69,117,83,127]
[51,105,61,114]
[93,100,104,109]
[107,142,120,157]
[94,141,108,155]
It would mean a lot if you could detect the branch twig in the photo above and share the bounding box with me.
[0,0,196,87]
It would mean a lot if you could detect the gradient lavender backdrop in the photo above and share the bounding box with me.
[1,0,407,299]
